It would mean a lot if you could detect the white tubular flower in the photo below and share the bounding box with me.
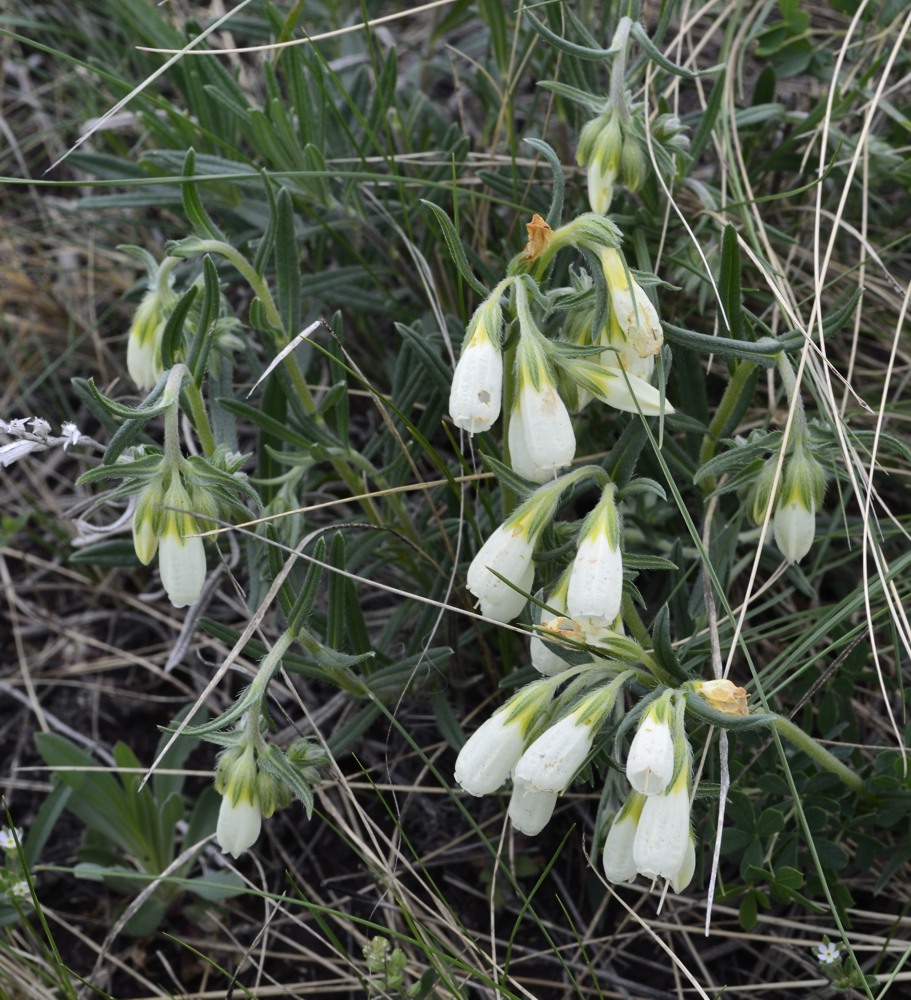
[508,376,576,484]
[602,795,644,884]
[508,776,558,836]
[450,297,504,434]
[626,702,675,795]
[466,520,536,622]
[632,770,692,884]
[216,791,262,859]
[566,485,623,624]
[601,248,663,361]
[158,480,207,608]
[513,709,596,795]
[454,708,527,796]
[216,742,263,858]
[773,498,815,564]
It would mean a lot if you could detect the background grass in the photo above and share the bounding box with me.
[2,0,911,997]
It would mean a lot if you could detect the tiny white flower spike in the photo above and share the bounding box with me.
[157,480,207,608]
[508,776,558,836]
[450,296,505,434]
[466,520,536,622]
[632,769,692,884]
[626,702,675,795]
[513,707,596,795]
[602,794,644,885]
[454,708,527,796]
[773,498,815,564]
[508,335,576,484]
[601,248,663,362]
[216,790,262,859]
[566,484,623,624]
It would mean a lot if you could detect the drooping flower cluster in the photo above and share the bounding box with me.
[447,213,674,488]
[602,696,695,891]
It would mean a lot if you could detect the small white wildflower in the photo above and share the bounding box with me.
[0,827,23,851]
[60,422,83,449]
[9,880,30,900]
[817,941,840,966]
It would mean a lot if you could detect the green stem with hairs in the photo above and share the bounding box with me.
[772,715,867,797]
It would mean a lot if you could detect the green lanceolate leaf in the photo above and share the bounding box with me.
[421,200,488,298]
[182,148,226,242]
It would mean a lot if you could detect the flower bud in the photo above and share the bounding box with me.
[773,447,826,563]
[126,291,168,391]
[132,484,161,565]
[690,679,749,718]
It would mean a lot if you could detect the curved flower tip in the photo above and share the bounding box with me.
[216,792,262,858]
[508,776,558,836]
